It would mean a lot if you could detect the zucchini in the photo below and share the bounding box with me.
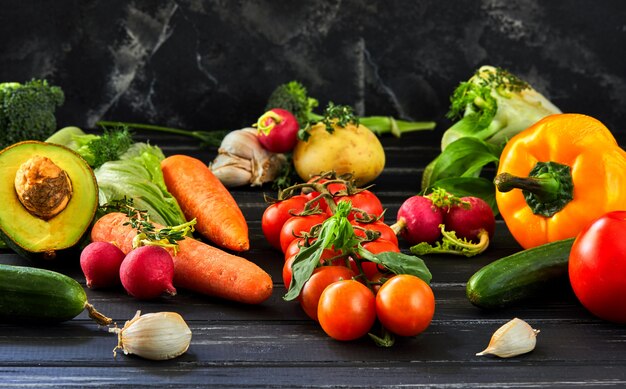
[466,238,575,309]
[0,264,111,324]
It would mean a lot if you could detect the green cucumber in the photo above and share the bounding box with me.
[0,264,111,324]
[466,238,575,309]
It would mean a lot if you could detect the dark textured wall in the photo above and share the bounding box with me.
[1,0,625,138]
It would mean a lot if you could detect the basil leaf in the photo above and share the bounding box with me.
[433,137,500,179]
[357,247,432,284]
[422,137,501,190]
[283,239,325,301]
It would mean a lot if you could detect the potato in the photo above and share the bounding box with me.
[293,122,385,186]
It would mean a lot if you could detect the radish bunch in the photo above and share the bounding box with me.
[80,242,176,300]
[392,189,495,257]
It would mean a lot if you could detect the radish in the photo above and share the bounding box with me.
[120,245,177,300]
[409,191,496,257]
[444,196,495,241]
[391,195,443,244]
[255,108,300,153]
[80,241,126,289]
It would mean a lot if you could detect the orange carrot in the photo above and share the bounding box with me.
[161,154,249,251]
[91,212,273,304]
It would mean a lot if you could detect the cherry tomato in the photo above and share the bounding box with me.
[279,213,328,253]
[362,239,400,254]
[351,239,400,279]
[336,189,384,221]
[375,274,435,337]
[262,195,309,250]
[285,237,347,265]
[283,246,349,291]
[300,266,356,321]
[351,220,399,246]
[569,211,626,323]
[283,237,310,261]
[317,280,377,341]
[283,254,297,290]
[369,272,393,294]
[301,177,344,214]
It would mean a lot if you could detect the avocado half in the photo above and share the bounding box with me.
[0,141,98,259]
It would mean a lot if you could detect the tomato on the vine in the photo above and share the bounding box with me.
[283,254,297,290]
[362,239,400,254]
[375,274,435,337]
[336,189,384,221]
[569,210,626,323]
[317,279,376,341]
[283,248,348,291]
[352,220,399,246]
[350,239,400,279]
[283,237,346,265]
[262,195,309,250]
[301,177,345,214]
[283,237,309,261]
[369,272,393,294]
[300,266,356,321]
[279,213,328,253]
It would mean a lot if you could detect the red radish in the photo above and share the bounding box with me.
[444,196,495,241]
[80,241,126,289]
[255,108,299,153]
[392,195,444,244]
[119,245,177,300]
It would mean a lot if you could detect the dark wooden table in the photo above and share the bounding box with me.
[2,131,626,388]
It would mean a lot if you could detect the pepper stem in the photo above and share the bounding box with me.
[494,161,574,218]
[494,172,561,203]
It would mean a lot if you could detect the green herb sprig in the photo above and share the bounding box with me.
[99,198,196,253]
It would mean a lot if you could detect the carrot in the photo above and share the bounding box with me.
[161,154,249,251]
[91,212,273,304]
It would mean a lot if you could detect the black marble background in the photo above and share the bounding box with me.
[1,0,625,140]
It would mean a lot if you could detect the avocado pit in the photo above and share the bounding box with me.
[14,155,73,220]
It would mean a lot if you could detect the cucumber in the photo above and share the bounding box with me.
[0,264,110,323]
[466,238,575,309]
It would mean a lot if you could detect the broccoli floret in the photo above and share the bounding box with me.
[0,79,65,148]
[440,65,561,150]
[265,81,320,128]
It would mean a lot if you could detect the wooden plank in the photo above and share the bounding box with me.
[1,365,625,388]
[1,320,624,364]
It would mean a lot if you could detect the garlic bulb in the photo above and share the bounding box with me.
[110,310,192,360]
[476,317,539,358]
[210,128,287,187]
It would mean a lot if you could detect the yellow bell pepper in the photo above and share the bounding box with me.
[494,113,626,249]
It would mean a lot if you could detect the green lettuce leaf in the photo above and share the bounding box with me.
[95,143,186,226]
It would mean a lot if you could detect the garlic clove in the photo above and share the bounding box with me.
[250,153,287,187]
[211,155,254,187]
[110,310,192,361]
[476,317,539,358]
[218,127,263,160]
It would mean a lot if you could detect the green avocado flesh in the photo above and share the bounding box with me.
[0,141,98,255]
